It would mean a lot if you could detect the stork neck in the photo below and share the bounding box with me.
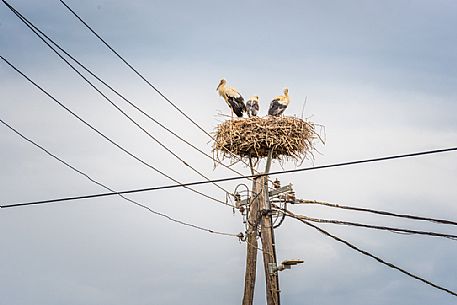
[217,84,225,97]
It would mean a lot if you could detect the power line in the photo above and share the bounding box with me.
[0,54,229,207]
[49,0,253,180]
[19,0,247,181]
[284,210,457,298]
[56,0,260,174]
[57,0,213,140]
[2,146,457,208]
[295,199,457,226]
[0,116,238,238]
[2,0,233,198]
[282,212,457,240]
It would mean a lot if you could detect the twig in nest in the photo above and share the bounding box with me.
[213,116,323,165]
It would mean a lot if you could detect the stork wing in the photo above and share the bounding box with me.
[268,99,286,116]
[253,100,259,111]
[225,87,242,99]
[228,98,245,117]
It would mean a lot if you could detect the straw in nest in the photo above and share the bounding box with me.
[213,116,320,163]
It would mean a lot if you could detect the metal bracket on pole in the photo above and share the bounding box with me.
[236,184,294,208]
[269,184,294,197]
[269,260,304,275]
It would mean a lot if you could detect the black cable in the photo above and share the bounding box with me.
[285,210,457,297]
[57,0,213,140]
[272,201,288,229]
[1,0,232,197]
[57,0,261,173]
[2,145,456,208]
[296,199,457,226]
[285,212,457,240]
[0,117,238,237]
[0,54,228,207]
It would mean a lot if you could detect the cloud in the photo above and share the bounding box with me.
[1,1,457,304]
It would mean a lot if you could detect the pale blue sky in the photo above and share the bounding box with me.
[1,1,457,304]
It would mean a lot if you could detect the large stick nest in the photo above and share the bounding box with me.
[213,116,321,162]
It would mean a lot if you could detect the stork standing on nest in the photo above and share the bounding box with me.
[268,88,289,116]
[217,79,246,118]
[246,96,259,117]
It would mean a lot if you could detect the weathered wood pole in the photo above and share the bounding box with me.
[260,150,281,305]
[242,176,262,305]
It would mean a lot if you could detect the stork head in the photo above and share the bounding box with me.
[283,88,289,96]
[254,95,259,101]
[217,79,226,91]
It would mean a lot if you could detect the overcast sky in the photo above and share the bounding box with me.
[1,0,457,304]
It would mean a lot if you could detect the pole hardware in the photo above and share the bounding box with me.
[269,259,304,275]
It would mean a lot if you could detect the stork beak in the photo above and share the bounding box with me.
[217,79,225,91]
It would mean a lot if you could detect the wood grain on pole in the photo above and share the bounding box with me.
[242,177,261,305]
[260,175,281,305]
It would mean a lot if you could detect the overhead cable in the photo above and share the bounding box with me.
[1,0,233,198]
[285,210,457,297]
[283,212,457,240]
[0,117,238,237]
[2,145,457,208]
[56,0,260,173]
[296,199,457,226]
[58,0,213,139]
[0,54,229,207]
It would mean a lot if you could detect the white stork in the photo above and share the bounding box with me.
[217,79,246,118]
[268,88,289,116]
[246,96,259,117]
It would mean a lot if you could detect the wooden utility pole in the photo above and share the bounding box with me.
[260,150,281,305]
[259,177,281,305]
[242,150,281,305]
[242,177,261,305]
